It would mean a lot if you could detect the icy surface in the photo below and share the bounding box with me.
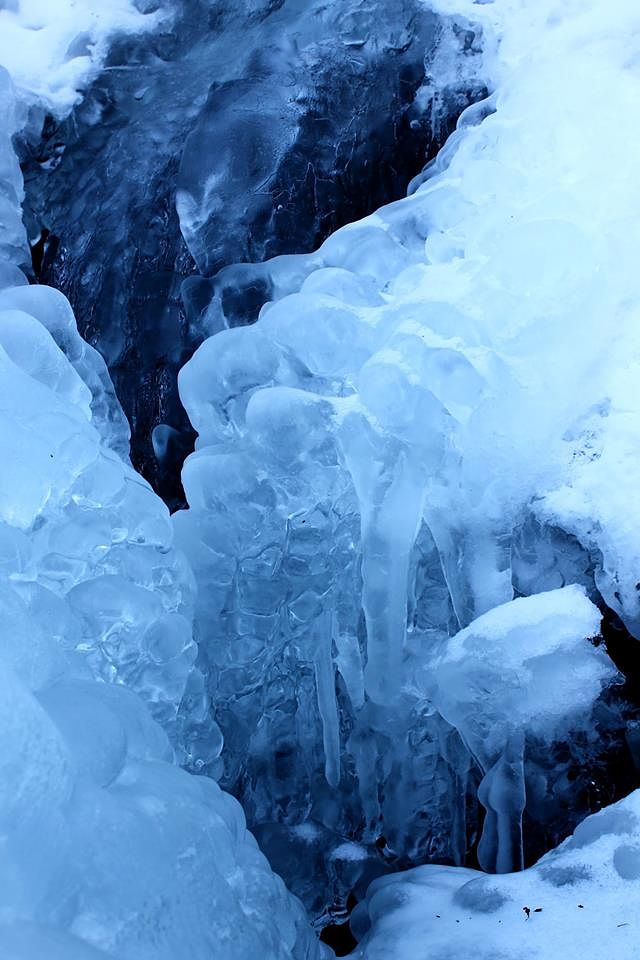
[0,68,28,280]
[352,788,640,960]
[0,67,323,960]
[174,0,637,911]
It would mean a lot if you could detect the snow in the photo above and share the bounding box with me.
[0,0,639,952]
[431,586,615,872]
[332,843,370,864]
[353,789,640,960]
[343,0,640,950]
[0,0,169,115]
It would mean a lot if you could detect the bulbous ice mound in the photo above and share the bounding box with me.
[0,70,324,960]
[175,0,638,911]
[352,788,640,960]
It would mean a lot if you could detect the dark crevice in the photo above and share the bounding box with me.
[320,920,358,956]
[520,599,640,869]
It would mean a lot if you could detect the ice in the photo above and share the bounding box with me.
[0,68,29,275]
[16,1,485,507]
[0,69,324,960]
[0,326,324,956]
[175,4,482,276]
[173,0,636,911]
[352,788,640,960]
[431,587,615,872]
[0,284,131,458]
[1,0,639,946]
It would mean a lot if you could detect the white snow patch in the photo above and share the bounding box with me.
[0,0,170,115]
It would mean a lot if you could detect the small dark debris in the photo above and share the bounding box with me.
[578,904,584,909]
[617,923,629,928]
[523,907,531,919]
[534,908,543,913]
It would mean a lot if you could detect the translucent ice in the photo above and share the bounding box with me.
[17,0,484,506]
[1,0,638,945]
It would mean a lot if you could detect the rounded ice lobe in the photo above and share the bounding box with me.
[432,586,610,759]
[431,586,614,872]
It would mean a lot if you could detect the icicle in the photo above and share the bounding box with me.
[477,731,526,874]
[314,606,341,788]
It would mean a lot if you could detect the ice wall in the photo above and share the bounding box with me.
[175,0,637,910]
[0,66,325,960]
[1,0,638,949]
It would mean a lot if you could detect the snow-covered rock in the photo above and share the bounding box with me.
[352,789,640,960]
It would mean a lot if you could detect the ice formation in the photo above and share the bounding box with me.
[18,0,485,507]
[174,0,634,907]
[0,65,324,960]
[2,0,640,955]
[352,789,640,960]
[430,587,615,873]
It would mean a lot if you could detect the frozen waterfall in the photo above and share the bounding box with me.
[1,0,640,958]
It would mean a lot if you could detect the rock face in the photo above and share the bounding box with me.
[20,0,485,508]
